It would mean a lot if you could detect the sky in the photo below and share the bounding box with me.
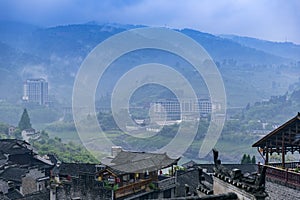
[0,0,299,44]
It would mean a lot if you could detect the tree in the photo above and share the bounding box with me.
[241,154,254,164]
[251,155,256,164]
[18,108,32,131]
[241,154,247,164]
[0,122,9,134]
[246,154,251,164]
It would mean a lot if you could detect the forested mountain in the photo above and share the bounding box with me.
[0,21,299,113]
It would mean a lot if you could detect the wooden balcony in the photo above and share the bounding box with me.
[115,178,152,199]
[267,161,300,169]
[114,176,177,199]
[259,163,300,189]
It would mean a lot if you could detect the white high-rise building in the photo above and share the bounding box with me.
[151,98,213,121]
[22,78,48,105]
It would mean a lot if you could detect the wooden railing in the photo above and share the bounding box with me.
[114,176,177,198]
[261,164,300,188]
[267,162,300,169]
[115,178,152,198]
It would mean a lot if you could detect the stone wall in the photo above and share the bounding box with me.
[213,176,258,200]
[21,168,46,195]
[54,180,111,200]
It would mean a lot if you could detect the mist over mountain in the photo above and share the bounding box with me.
[0,21,299,107]
[220,34,300,61]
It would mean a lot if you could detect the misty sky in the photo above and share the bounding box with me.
[0,0,299,44]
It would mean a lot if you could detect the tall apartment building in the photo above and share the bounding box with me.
[22,78,48,105]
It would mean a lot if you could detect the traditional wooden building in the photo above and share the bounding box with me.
[252,112,300,188]
[99,149,180,199]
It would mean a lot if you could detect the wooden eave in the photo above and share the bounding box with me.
[252,113,300,149]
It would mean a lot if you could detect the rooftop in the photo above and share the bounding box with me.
[55,162,98,177]
[0,139,34,155]
[102,150,179,174]
[252,112,300,151]
[0,167,28,183]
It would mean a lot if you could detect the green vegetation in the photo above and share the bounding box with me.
[0,87,298,164]
[0,101,63,127]
[241,154,256,164]
[0,122,9,139]
[0,122,8,134]
[0,108,98,163]
[97,112,119,131]
[46,121,76,132]
[30,131,98,163]
[234,88,300,125]
[12,127,98,163]
[18,108,32,130]
[0,101,22,125]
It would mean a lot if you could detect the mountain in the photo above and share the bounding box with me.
[182,29,289,64]
[219,34,300,61]
[0,40,48,102]
[0,21,299,107]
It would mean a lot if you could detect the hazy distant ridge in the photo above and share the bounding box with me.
[0,21,299,106]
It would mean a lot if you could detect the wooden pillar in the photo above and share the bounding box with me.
[265,147,269,165]
[282,132,285,169]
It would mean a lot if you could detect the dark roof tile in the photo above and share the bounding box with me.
[0,167,28,183]
[5,189,23,199]
[0,139,33,155]
[58,163,97,177]
[103,150,179,174]
[18,190,50,200]
[198,164,257,174]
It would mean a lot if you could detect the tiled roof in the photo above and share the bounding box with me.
[177,168,201,196]
[182,160,198,169]
[18,190,50,200]
[5,189,23,199]
[197,164,257,174]
[8,154,53,169]
[0,152,8,166]
[0,139,33,155]
[103,150,179,174]
[0,167,28,183]
[0,152,7,160]
[58,163,97,177]
[45,154,58,165]
[0,194,10,200]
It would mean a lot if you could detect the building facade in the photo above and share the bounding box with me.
[151,98,213,121]
[22,78,48,105]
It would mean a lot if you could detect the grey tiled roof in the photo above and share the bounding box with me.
[5,189,23,199]
[0,194,10,200]
[0,139,33,155]
[198,164,257,174]
[18,190,50,200]
[8,154,53,169]
[176,168,201,196]
[104,150,179,174]
[0,152,6,160]
[0,167,28,183]
[182,160,198,169]
[57,163,97,177]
